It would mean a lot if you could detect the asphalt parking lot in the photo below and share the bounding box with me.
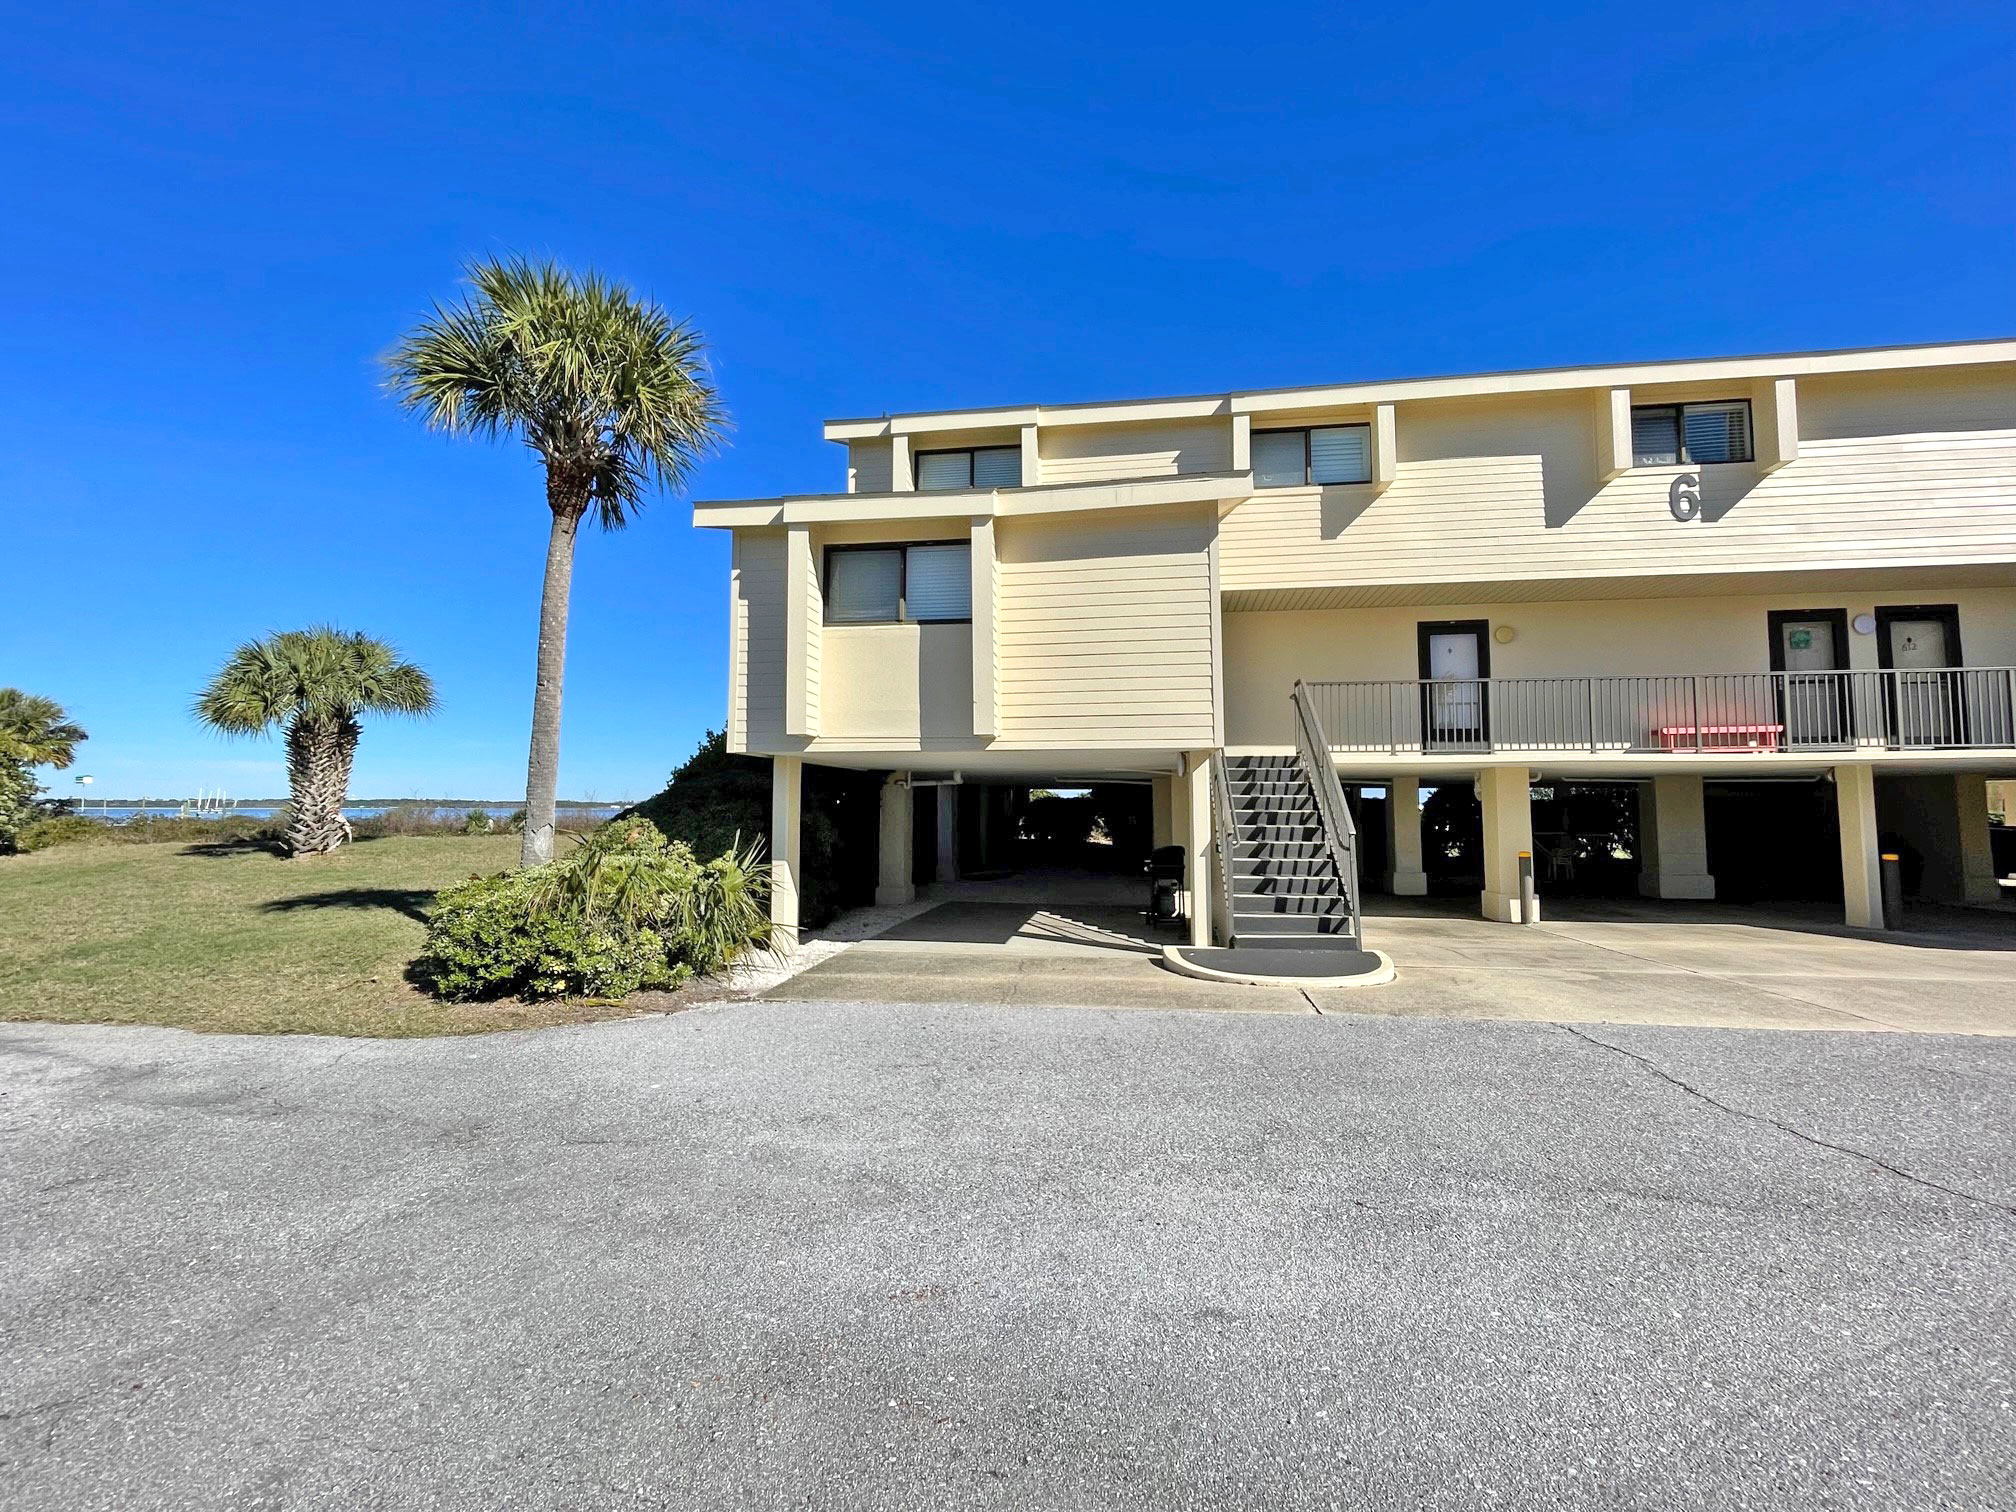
[4,999,2012,1510]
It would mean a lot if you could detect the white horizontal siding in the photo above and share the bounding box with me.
[994,505,1216,748]
[1221,374,2016,593]
[1037,419,1231,484]
[734,532,787,748]
[1800,367,2015,440]
[848,440,893,494]
[801,540,822,732]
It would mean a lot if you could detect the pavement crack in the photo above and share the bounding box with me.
[1301,989,1324,1016]
[1558,1022,2016,1220]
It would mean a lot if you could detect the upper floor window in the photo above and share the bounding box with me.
[1631,400,1753,466]
[916,446,1021,490]
[1252,425,1371,488]
[824,542,971,624]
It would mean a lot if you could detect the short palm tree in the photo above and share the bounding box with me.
[195,629,436,856]
[0,690,88,769]
[384,257,725,866]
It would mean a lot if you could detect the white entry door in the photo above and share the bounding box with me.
[1884,611,1961,746]
[1775,613,1846,747]
[1424,626,1485,747]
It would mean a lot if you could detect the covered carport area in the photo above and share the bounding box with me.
[768,747,1224,949]
[1361,752,2014,931]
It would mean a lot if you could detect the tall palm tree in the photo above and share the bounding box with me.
[0,690,88,769]
[195,629,436,856]
[384,257,725,866]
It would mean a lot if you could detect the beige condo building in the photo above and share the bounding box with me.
[694,339,2016,949]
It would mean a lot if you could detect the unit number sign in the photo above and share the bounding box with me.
[1668,473,1702,522]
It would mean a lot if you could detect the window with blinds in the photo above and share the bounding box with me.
[824,547,902,623]
[823,543,972,623]
[1252,425,1372,487]
[916,446,1021,490]
[1252,429,1307,488]
[1630,400,1754,466]
[1309,426,1369,484]
[902,544,971,621]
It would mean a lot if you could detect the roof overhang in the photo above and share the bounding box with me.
[821,338,2016,441]
[692,471,1253,530]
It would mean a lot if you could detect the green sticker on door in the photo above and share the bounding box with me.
[1788,629,1813,650]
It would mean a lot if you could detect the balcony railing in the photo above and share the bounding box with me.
[1299,670,2016,756]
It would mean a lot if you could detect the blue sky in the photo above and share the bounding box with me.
[3,1,2010,801]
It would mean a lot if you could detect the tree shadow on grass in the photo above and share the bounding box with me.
[180,838,289,858]
[260,888,436,925]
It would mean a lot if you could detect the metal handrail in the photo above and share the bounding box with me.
[1209,751,1237,947]
[1291,681,1363,947]
[1300,668,2016,755]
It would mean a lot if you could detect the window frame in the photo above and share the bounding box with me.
[1251,423,1373,488]
[1629,398,1756,466]
[912,445,1022,491]
[821,540,973,626]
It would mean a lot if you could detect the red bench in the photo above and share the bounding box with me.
[1657,723,1783,752]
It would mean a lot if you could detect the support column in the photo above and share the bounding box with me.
[876,775,914,907]
[1637,774,1715,900]
[1185,750,1214,947]
[1151,774,1175,849]
[1478,766,1537,923]
[1834,764,1883,930]
[1956,776,2000,905]
[935,784,959,884]
[1385,777,1428,896]
[770,756,803,948]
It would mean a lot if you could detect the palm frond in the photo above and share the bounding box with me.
[383,255,728,527]
[195,627,439,737]
[0,689,88,768]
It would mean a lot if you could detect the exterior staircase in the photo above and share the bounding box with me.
[1221,754,1360,950]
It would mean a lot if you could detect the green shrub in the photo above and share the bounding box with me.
[352,803,460,838]
[411,818,767,1003]
[18,814,110,852]
[9,809,288,851]
[414,867,687,1001]
[621,730,880,928]
[462,807,494,835]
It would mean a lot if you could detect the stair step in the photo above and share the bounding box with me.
[1234,866,1337,885]
[1232,912,1356,936]
[1232,842,1329,861]
[1234,895,1347,916]
[1235,876,1342,897]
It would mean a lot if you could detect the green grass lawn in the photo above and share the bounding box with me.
[0,836,679,1037]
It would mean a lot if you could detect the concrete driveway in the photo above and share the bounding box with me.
[767,895,2016,1034]
[3,1005,2013,1510]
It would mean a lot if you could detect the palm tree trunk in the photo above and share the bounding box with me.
[521,503,582,866]
[284,715,354,856]
[329,716,361,848]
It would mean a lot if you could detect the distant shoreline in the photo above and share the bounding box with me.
[78,799,630,808]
